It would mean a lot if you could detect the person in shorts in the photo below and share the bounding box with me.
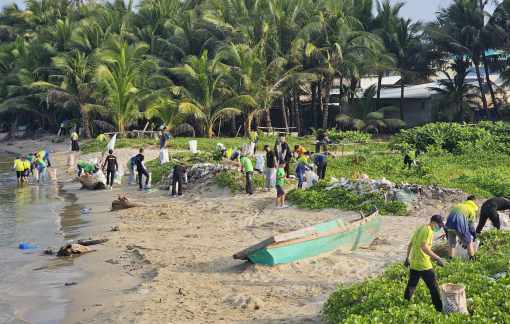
[445,195,478,260]
[275,162,290,209]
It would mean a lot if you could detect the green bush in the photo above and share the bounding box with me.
[323,230,510,323]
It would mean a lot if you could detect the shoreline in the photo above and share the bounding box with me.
[1,137,454,323]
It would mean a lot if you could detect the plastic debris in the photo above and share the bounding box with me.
[65,282,77,286]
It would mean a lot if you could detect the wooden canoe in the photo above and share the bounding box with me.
[233,206,380,266]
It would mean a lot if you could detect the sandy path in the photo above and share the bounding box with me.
[71,188,437,324]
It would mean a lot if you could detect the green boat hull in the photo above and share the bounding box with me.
[247,213,381,266]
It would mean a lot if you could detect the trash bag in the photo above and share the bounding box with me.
[48,168,57,182]
[305,170,319,188]
[32,168,39,182]
[141,172,152,188]
[241,143,250,155]
[216,143,224,150]
[330,177,339,185]
[491,212,509,231]
[67,153,75,166]
[160,148,169,165]
[107,134,116,151]
[254,154,265,171]
[441,283,469,316]
[248,142,255,156]
[395,190,418,205]
[93,169,107,185]
[189,140,197,153]
[454,240,479,261]
[114,165,124,185]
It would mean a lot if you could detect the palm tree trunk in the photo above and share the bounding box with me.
[400,80,405,121]
[81,107,91,139]
[311,82,317,129]
[294,93,301,136]
[230,117,236,137]
[377,73,383,111]
[456,102,463,124]
[280,95,289,133]
[323,81,330,130]
[349,79,356,107]
[474,62,490,119]
[318,81,323,128]
[244,114,252,136]
[287,97,293,128]
[265,109,272,128]
[482,54,501,118]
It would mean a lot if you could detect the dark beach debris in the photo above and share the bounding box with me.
[65,282,77,286]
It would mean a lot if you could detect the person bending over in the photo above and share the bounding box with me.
[445,195,478,260]
[476,197,510,233]
[172,163,187,197]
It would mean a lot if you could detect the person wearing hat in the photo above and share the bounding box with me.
[445,195,478,260]
[136,149,150,190]
[403,215,446,312]
[240,153,254,195]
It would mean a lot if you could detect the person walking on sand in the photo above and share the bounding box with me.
[476,197,510,233]
[250,131,259,154]
[263,145,277,192]
[70,130,79,152]
[403,215,446,312]
[13,157,24,185]
[136,149,150,191]
[445,195,478,260]
[102,149,118,189]
[127,156,137,185]
[240,154,254,195]
[275,162,291,208]
[172,163,187,198]
[33,156,47,184]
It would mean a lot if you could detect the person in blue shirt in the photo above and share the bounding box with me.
[306,152,328,180]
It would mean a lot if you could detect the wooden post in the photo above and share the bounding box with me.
[342,145,344,156]
[376,143,379,152]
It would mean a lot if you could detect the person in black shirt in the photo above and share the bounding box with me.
[280,137,292,178]
[263,145,277,191]
[136,148,150,190]
[102,149,118,189]
[476,197,510,233]
[172,163,187,197]
[315,130,330,153]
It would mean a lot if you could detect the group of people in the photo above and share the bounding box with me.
[12,151,51,184]
[404,195,510,312]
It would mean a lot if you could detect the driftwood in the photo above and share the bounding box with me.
[76,175,106,190]
[57,243,94,257]
[111,194,171,211]
[75,238,108,246]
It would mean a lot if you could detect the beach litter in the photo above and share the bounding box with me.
[65,282,77,286]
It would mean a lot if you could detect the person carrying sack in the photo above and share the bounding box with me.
[403,215,446,312]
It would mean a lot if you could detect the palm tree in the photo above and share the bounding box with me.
[428,70,480,123]
[95,37,170,133]
[171,50,256,138]
[31,50,97,138]
[144,95,187,132]
[335,84,404,132]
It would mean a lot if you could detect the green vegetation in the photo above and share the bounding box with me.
[287,180,407,215]
[213,172,266,196]
[323,230,510,323]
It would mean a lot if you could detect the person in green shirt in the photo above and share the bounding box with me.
[403,215,446,312]
[77,161,88,177]
[33,158,47,183]
[249,131,259,154]
[240,154,254,195]
[275,162,290,208]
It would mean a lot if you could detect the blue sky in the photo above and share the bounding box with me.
[0,0,489,23]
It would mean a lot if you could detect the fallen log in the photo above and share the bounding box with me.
[75,238,109,246]
[110,193,171,211]
[57,243,94,257]
[76,175,106,190]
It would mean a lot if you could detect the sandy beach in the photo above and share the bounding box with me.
[1,135,478,324]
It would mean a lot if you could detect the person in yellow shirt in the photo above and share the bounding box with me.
[12,157,24,185]
[403,215,446,312]
[23,160,31,182]
[249,131,259,154]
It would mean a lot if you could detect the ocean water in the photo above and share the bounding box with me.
[0,151,88,323]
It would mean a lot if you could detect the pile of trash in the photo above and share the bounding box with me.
[325,175,468,207]
[159,160,242,188]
